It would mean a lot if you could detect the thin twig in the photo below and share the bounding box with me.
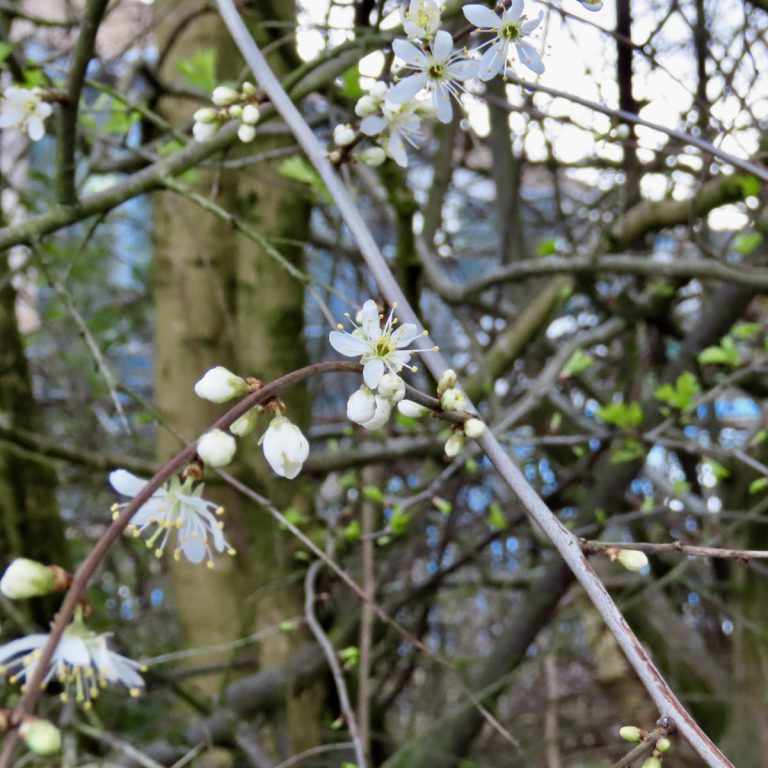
[583,539,768,561]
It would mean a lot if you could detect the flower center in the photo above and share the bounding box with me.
[375,338,394,357]
[502,22,522,40]
[428,62,447,80]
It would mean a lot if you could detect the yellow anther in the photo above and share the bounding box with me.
[130,687,141,698]
[154,549,163,558]
[216,506,225,516]
[206,561,215,570]
[227,548,236,556]
[337,323,344,330]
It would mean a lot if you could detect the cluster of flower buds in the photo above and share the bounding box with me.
[194,365,310,479]
[192,82,261,143]
[619,725,671,767]
[0,86,53,142]
[437,369,486,458]
[347,371,408,431]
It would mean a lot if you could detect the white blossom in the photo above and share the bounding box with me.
[241,104,261,125]
[378,372,406,403]
[329,299,435,388]
[238,123,257,143]
[193,120,218,142]
[440,387,467,412]
[397,399,428,418]
[360,99,425,167]
[401,0,441,40]
[444,431,465,457]
[197,429,237,467]
[361,395,392,431]
[388,30,477,123]
[211,85,240,106]
[437,368,457,393]
[358,146,387,166]
[193,107,218,123]
[0,87,52,141]
[0,558,54,599]
[463,417,486,439]
[347,385,377,424]
[110,469,234,566]
[355,94,380,118]
[261,416,309,479]
[0,615,145,707]
[194,366,248,403]
[463,2,544,80]
[333,123,356,147]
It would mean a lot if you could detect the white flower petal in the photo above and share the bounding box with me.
[387,74,427,104]
[506,0,524,21]
[360,299,382,341]
[432,29,454,60]
[360,114,387,136]
[392,38,427,67]
[329,330,370,356]
[109,469,148,497]
[391,323,421,347]
[434,86,453,124]
[517,41,545,74]
[522,10,543,33]
[477,45,506,81]
[387,133,409,167]
[448,58,479,81]
[363,358,386,388]
[463,4,501,29]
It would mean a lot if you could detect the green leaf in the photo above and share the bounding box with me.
[749,477,768,495]
[536,238,558,256]
[362,484,384,503]
[432,497,453,516]
[344,520,361,542]
[733,232,762,255]
[706,459,730,480]
[596,401,644,429]
[563,349,594,377]
[279,620,298,632]
[175,48,218,92]
[732,322,760,339]
[610,438,645,464]
[653,372,700,411]
[389,508,410,535]
[339,646,360,667]
[280,507,307,527]
[338,66,364,100]
[278,156,331,202]
[487,501,507,531]
[464,458,478,474]
[731,174,761,198]
[698,336,741,368]
[0,42,13,66]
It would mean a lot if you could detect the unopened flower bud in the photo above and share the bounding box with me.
[359,146,387,166]
[211,85,240,106]
[238,123,257,143]
[615,123,631,139]
[362,396,392,431]
[440,387,466,413]
[578,0,603,10]
[242,81,256,96]
[619,726,642,743]
[241,104,261,125]
[397,399,428,418]
[262,416,309,479]
[355,95,378,117]
[444,432,465,458]
[328,149,342,164]
[617,549,649,572]
[230,408,260,438]
[0,558,55,599]
[193,107,218,124]
[333,123,356,147]
[19,718,61,757]
[228,104,243,119]
[463,418,485,439]
[347,386,377,424]
[656,737,671,753]
[193,121,218,142]
[378,373,405,403]
[194,366,248,403]
[641,759,661,768]
[369,81,388,99]
[197,429,237,467]
[437,369,457,393]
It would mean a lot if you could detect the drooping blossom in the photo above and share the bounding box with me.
[463,2,545,79]
[0,612,144,708]
[261,416,310,479]
[387,30,477,123]
[109,469,234,567]
[329,299,436,389]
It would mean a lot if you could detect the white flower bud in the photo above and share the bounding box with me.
[211,85,240,106]
[228,104,243,119]
[19,718,62,756]
[333,123,356,147]
[440,387,466,413]
[241,104,261,125]
[397,399,428,418]
[617,549,649,572]
[359,146,387,166]
[369,81,388,99]
[361,396,392,431]
[619,726,642,743]
[347,386,377,424]
[194,366,248,403]
[444,432,465,458]
[641,759,661,768]
[242,81,256,96]
[437,369,457,393]
[238,123,257,143]
[656,738,671,753]
[377,373,405,403]
[355,95,379,117]
[0,558,55,599]
[193,107,218,124]
[193,121,218,142]
[262,416,309,479]
[615,123,631,139]
[230,407,259,437]
[463,418,486,439]
[197,429,237,467]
